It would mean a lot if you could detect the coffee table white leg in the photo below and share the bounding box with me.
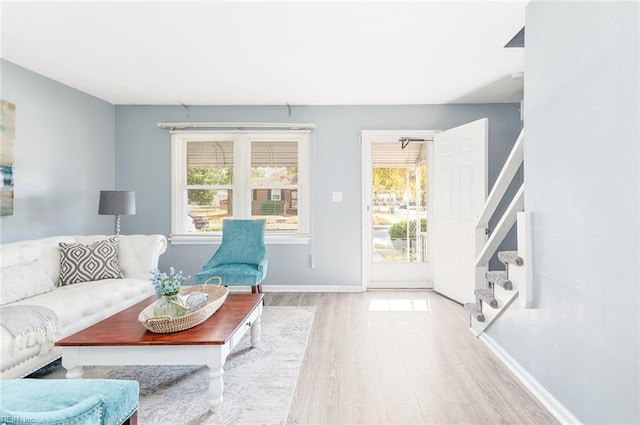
[206,346,225,412]
[61,347,84,379]
[250,314,261,347]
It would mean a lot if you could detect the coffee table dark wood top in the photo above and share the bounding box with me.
[56,293,264,347]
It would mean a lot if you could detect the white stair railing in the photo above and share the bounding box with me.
[474,129,524,233]
[470,128,526,334]
[475,184,524,267]
[474,129,524,281]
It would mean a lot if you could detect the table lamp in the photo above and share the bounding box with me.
[98,191,136,236]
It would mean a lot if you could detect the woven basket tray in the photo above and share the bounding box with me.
[138,276,229,333]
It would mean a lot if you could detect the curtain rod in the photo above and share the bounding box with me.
[158,122,316,131]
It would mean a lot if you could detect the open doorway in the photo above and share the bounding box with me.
[362,130,435,289]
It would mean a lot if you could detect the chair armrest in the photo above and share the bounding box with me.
[0,395,104,425]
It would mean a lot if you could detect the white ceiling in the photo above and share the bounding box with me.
[1,1,526,106]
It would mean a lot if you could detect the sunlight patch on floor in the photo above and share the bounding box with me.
[368,299,431,312]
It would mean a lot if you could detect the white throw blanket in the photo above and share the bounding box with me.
[0,305,61,354]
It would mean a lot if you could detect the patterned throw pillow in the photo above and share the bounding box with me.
[58,237,123,285]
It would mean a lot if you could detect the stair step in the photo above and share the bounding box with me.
[465,303,485,322]
[485,271,513,290]
[474,288,498,309]
[498,251,523,266]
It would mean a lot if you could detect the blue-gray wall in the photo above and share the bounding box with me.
[489,2,639,424]
[115,104,521,286]
[0,60,115,243]
[0,61,521,289]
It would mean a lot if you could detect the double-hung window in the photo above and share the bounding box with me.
[171,130,310,244]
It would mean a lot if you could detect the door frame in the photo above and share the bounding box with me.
[361,130,438,291]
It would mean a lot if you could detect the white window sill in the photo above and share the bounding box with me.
[170,233,311,245]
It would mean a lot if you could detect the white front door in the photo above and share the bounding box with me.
[432,119,488,304]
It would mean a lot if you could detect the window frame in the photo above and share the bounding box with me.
[170,130,311,245]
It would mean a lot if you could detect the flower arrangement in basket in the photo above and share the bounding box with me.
[151,267,188,296]
[139,269,229,333]
[150,267,191,317]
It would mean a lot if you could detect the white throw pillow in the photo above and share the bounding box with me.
[0,259,55,305]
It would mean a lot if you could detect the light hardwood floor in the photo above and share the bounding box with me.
[265,290,559,425]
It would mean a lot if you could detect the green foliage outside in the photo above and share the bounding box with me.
[373,168,406,199]
[373,165,427,203]
[187,167,232,206]
[261,200,281,215]
[389,219,427,240]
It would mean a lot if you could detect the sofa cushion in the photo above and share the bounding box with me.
[0,236,75,287]
[58,237,123,286]
[0,259,54,306]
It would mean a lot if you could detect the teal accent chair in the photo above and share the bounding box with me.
[195,219,268,293]
[0,378,139,425]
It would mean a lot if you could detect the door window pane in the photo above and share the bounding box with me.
[372,142,427,263]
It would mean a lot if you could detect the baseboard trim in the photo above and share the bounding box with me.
[479,333,582,425]
[263,285,364,293]
[229,285,435,293]
[367,282,432,289]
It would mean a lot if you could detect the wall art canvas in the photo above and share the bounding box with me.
[1,100,15,216]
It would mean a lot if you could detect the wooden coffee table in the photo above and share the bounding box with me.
[56,293,264,412]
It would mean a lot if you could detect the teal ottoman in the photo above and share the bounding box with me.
[0,379,138,425]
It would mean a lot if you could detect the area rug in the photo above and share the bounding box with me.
[39,306,315,425]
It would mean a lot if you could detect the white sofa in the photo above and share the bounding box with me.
[0,234,167,379]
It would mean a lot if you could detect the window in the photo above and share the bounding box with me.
[171,130,310,244]
[270,189,282,201]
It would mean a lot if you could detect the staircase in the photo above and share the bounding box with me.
[466,249,524,332]
[466,129,531,335]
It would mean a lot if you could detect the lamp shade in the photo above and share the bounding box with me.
[98,191,136,215]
